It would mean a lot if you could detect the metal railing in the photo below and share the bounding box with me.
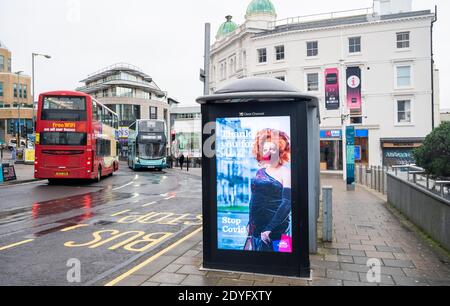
[269,7,373,28]
[355,164,450,200]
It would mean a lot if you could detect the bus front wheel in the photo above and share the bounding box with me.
[96,167,102,182]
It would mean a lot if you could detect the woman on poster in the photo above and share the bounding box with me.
[246,129,292,252]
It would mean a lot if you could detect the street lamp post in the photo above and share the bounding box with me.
[32,53,51,134]
[15,71,23,149]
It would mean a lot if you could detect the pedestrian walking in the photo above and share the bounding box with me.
[186,155,190,172]
[179,154,185,170]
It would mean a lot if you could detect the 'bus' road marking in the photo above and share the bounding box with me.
[112,182,134,191]
[142,201,156,207]
[61,224,89,232]
[105,227,202,286]
[0,239,34,251]
[111,210,131,217]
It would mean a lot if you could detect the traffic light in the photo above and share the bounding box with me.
[8,121,15,135]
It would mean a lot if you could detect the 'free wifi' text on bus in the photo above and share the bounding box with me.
[34,91,119,183]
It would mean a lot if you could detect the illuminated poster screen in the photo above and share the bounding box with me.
[216,116,292,253]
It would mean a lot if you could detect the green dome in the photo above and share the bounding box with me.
[217,16,238,38]
[246,0,276,16]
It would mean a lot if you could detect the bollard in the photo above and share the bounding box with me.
[378,166,382,193]
[322,186,333,242]
[365,165,368,187]
[371,166,374,189]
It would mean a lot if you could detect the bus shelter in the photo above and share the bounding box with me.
[196,78,320,278]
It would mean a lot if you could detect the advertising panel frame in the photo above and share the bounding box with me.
[201,101,311,278]
[325,68,340,110]
[346,67,362,111]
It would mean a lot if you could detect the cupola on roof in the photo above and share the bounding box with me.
[216,15,238,38]
[246,0,276,17]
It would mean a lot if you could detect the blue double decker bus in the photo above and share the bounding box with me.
[127,119,167,170]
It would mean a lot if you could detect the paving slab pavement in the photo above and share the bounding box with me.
[107,174,450,286]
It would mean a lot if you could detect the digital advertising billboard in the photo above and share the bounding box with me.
[215,116,292,253]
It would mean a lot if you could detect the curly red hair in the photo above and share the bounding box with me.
[253,129,291,166]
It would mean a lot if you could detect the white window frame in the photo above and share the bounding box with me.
[305,72,320,92]
[306,41,319,57]
[257,48,267,64]
[396,31,410,49]
[394,64,413,89]
[275,45,285,61]
[394,97,414,126]
[348,36,362,54]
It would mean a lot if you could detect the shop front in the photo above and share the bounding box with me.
[320,130,342,171]
[354,129,369,166]
[320,128,369,170]
[381,138,424,167]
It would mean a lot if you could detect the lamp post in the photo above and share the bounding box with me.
[32,53,51,134]
[15,71,23,149]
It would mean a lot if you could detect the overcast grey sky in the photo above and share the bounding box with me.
[0,0,448,108]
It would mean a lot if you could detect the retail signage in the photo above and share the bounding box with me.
[320,130,342,139]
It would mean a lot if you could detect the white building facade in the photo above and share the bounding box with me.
[209,0,439,169]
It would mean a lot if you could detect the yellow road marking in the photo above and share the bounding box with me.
[142,201,156,207]
[61,224,89,232]
[105,227,202,286]
[111,210,131,217]
[0,239,34,251]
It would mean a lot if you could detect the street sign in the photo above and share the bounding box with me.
[346,126,356,190]
[199,69,205,82]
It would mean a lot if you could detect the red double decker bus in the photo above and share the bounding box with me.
[34,91,119,183]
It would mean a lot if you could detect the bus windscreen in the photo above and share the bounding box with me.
[41,96,87,121]
[137,142,165,160]
[40,132,87,146]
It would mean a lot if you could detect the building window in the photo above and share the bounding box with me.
[257,48,267,63]
[13,83,17,98]
[349,37,361,53]
[397,32,410,49]
[0,82,3,97]
[113,86,133,98]
[396,65,412,88]
[23,85,27,99]
[307,41,318,57]
[102,89,108,97]
[275,45,285,61]
[8,58,11,72]
[397,99,412,124]
[19,84,23,98]
[307,73,319,91]
[0,55,4,71]
[150,106,158,119]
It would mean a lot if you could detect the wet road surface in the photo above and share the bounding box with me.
[0,164,202,285]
